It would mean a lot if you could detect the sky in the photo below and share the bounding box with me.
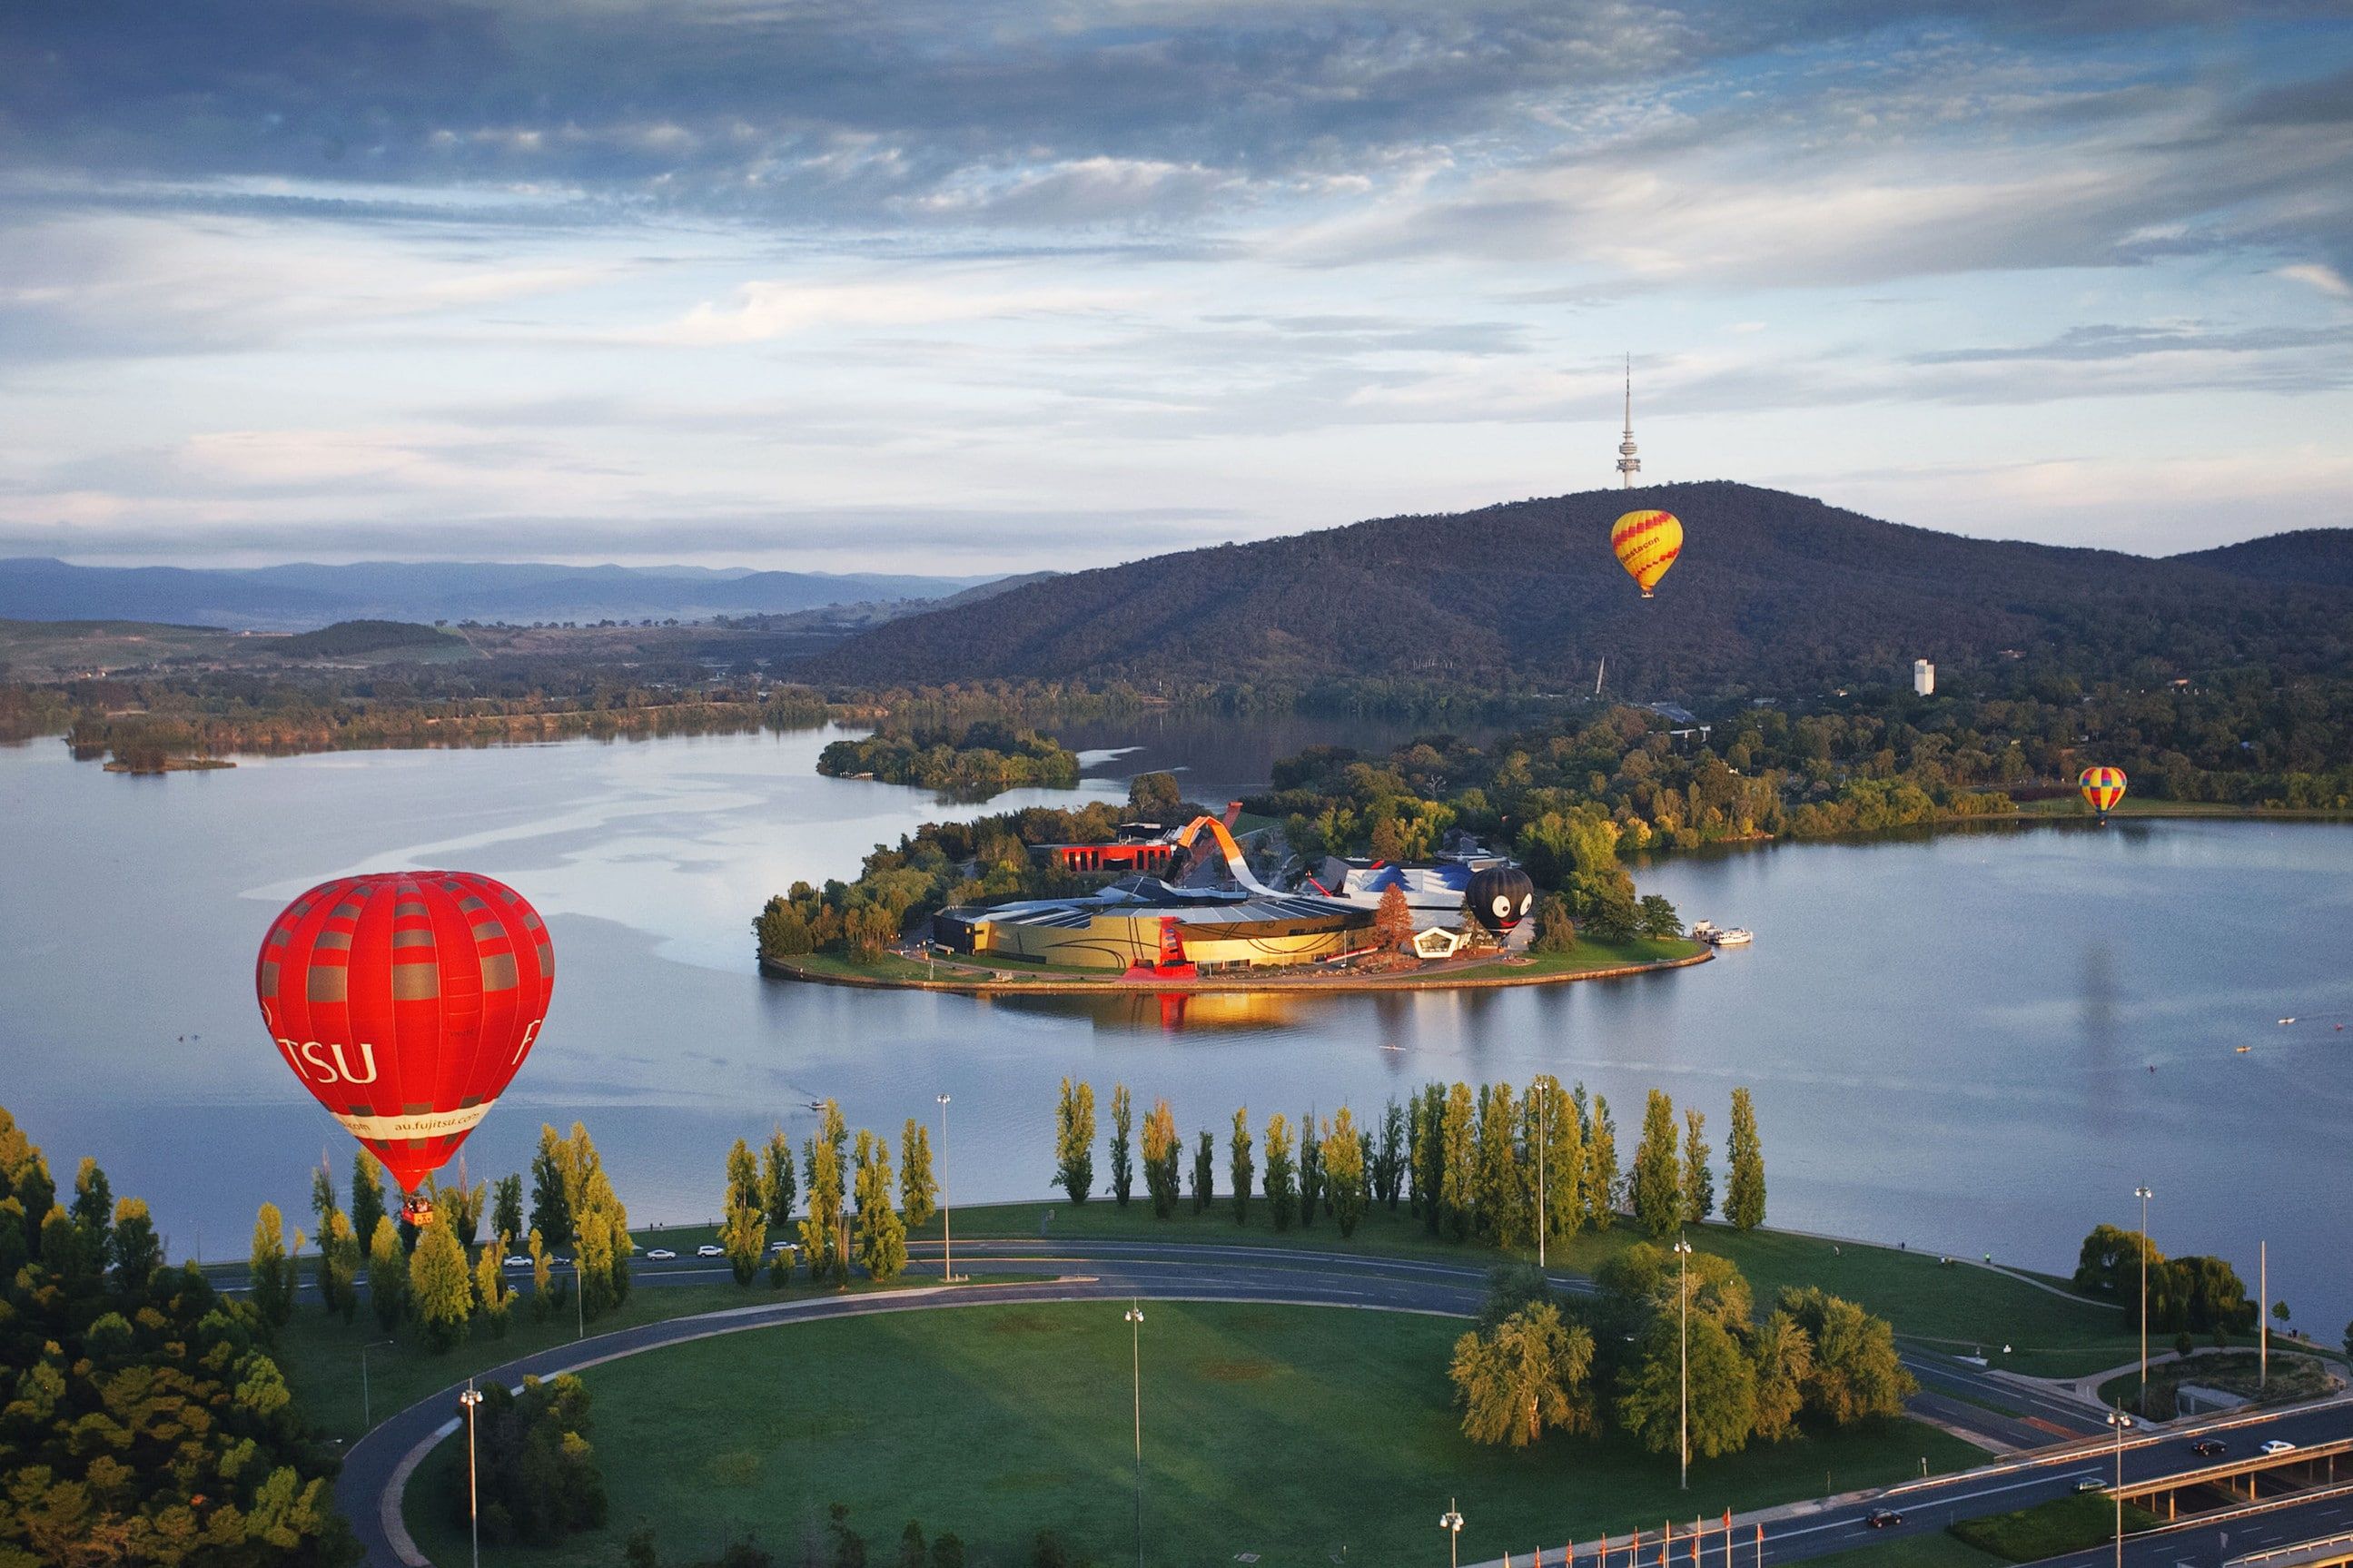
[1,1,2348,574]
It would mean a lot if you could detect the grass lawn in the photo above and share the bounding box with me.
[913,1202,2134,1367]
[274,1275,934,1443]
[1801,1533,2005,1568]
[1948,1494,2161,1562]
[1505,935,1708,972]
[405,1301,1984,1568]
[2093,1349,2338,1417]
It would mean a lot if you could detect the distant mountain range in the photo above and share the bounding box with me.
[0,558,1005,631]
[802,481,2353,695]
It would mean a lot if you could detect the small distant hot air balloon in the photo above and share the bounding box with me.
[2080,766,2127,819]
[1467,864,1537,933]
[1611,508,1683,597]
[256,871,553,1225]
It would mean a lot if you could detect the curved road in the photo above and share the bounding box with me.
[337,1238,2353,1568]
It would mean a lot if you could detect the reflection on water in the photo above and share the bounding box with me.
[2,725,2349,1321]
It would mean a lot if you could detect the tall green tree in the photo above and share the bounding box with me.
[1776,1287,1916,1422]
[854,1129,907,1286]
[1054,1079,1096,1205]
[1629,1090,1682,1237]
[900,1119,937,1232]
[318,1208,360,1323]
[1617,1311,1758,1460]
[1412,1083,1444,1230]
[1142,1100,1181,1218]
[528,1126,570,1251]
[1438,1082,1476,1242]
[109,1196,161,1294]
[446,1158,488,1249]
[1527,1077,1583,1247]
[802,1099,849,1287]
[1749,1309,1814,1442]
[367,1214,408,1331]
[763,1127,798,1285]
[719,1177,766,1287]
[1108,1084,1134,1208]
[1585,1092,1618,1230]
[1725,1087,1766,1231]
[309,1159,339,1243]
[1681,1108,1715,1225]
[250,1201,296,1331]
[71,1157,114,1262]
[492,1172,526,1247]
[1474,1081,1526,1247]
[410,1217,473,1351]
[1191,1129,1213,1214]
[1449,1302,1597,1447]
[475,1230,514,1337]
[1324,1107,1368,1238]
[1375,1099,1408,1209]
[1262,1114,1296,1231]
[726,1138,762,1218]
[352,1150,388,1258]
[1229,1108,1253,1225]
[1296,1109,1322,1228]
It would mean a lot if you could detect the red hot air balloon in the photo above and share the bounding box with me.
[256,871,553,1224]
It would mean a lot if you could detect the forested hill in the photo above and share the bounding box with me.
[2173,528,2353,589]
[802,482,2353,695]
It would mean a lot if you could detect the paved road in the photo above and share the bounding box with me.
[333,1234,2353,1568]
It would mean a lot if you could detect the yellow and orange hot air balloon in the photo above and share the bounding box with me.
[2079,765,2127,817]
[1611,508,1682,597]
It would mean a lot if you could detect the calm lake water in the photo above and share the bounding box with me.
[3,724,2348,1326]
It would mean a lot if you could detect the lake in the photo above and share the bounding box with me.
[3,723,2347,1326]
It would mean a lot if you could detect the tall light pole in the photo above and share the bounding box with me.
[459,1382,484,1568]
[1124,1302,1145,1568]
[937,1092,955,1284]
[2133,1186,2153,1416]
[1674,1236,1695,1492]
[360,1338,396,1429]
[571,1258,584,1339]
[1440,1499,1466,1568]
[2107,1409,2132,1568]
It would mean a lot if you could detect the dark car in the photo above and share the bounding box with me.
[1864,1510,1903,1530]
[2190,1438,2227,1458]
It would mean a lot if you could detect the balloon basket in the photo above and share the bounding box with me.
[400,1195,436,1227]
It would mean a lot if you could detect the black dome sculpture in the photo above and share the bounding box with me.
[1466,864,1535,933]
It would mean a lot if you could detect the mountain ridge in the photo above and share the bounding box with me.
[800,482,2353,695]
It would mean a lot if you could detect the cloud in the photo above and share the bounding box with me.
[2279,262,2353,299]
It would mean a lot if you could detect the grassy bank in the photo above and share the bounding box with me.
[2093,1348,2338,1418]
[1950,1494,2162,1562]
[405,1301,1983,1568]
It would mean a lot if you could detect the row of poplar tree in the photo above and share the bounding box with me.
[711,1100,938,1290]
[248,1121,636,1353]
[1047,1079,1766,1243]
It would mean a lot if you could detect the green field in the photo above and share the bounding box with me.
[1803,1533,2005,1568]
[1949,1494,2161,1562]
[918,1201,2135,1370]
[405,1301,1985,1568]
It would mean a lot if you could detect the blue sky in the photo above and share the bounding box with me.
[1,1,2348,572]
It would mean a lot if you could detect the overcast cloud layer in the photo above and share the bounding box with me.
[2,0,2348,568]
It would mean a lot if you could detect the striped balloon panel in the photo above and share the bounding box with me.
[256,870,554,1195]
[2078,766,2128,813]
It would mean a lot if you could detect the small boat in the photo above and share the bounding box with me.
[1712,927,1754,946]
[2236,1045,2252,1054]
[2279,1017,2297,1025]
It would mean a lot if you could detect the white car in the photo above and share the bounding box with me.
[697,1243,725,1257]
[503,1254,531,1268]
[2072,1476,2104,1494]
[645,1247,677,1260]
[2261,1439,2296,1456]
[768,1241,795,1256]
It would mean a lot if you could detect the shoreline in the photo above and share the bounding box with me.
[759,942,1712,994]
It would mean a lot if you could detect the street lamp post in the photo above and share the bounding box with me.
[2133,1186,2153,1416]
[1674,1236,1695,1492]
[1440,1499,1466,1568]
[360,1339,396,1429]
[937,1092,955,1284]
[2107,1410,2132,1568]
[1124,1302,1145,1568]
[459,1382,484,1568]
[572,1258,584,1339]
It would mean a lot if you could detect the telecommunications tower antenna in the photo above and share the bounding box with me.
[1616,355,1641,488]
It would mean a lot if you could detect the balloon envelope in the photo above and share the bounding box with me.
[1467,865,1536,933]
[1611,509,1683,597]
[256,871,553,1196]
[2079,766,2127,814]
